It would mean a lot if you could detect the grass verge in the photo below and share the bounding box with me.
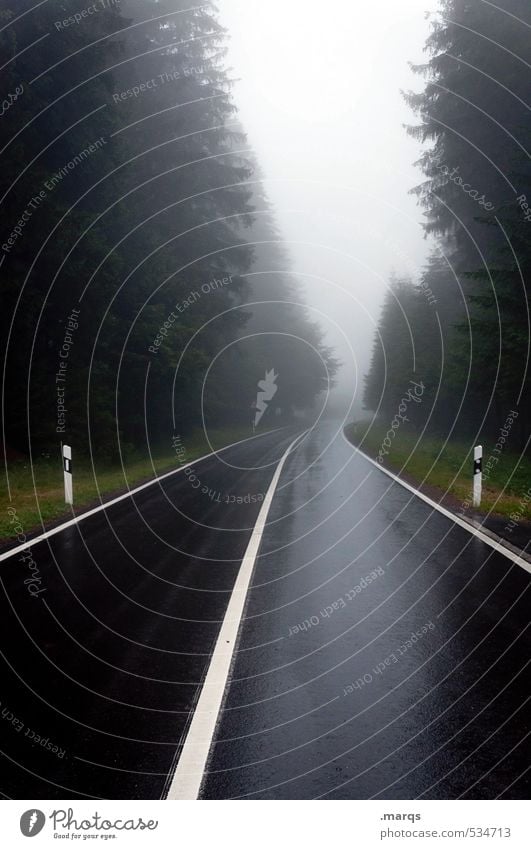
[0,426,259,545]
[344,420,531,522]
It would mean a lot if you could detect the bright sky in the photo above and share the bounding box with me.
[219,0,440,405]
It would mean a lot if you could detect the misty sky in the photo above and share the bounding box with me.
[219,0,440,410]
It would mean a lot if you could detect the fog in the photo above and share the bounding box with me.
[220,0,440,413]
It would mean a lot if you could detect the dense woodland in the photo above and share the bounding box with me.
[364,0,530,451]
[0,0,336,460]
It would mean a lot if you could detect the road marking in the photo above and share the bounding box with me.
[166,430,306,800]
[341,430,531,576]
[0,427,286,563]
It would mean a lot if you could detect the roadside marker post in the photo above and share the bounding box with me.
[62,444,73,505]
[473,444,482,507]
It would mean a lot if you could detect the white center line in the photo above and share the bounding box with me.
[0,427,286,563]
[166,430,306,800]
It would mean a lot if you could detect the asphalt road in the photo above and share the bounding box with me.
[0,423,529,799]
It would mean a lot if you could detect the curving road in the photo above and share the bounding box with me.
[0,423,529,799]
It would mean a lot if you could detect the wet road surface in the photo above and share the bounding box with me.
[0,423,529,799]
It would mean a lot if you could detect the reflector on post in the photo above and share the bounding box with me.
[63,444,73,505]
[473,444,482,507]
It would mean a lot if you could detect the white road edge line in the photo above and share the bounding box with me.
[341,429,531,576]
[0,427,287,563]
[166,429,306,800]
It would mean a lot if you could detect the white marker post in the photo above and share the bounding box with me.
[473,444,482,507]
[63,444,73,505]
